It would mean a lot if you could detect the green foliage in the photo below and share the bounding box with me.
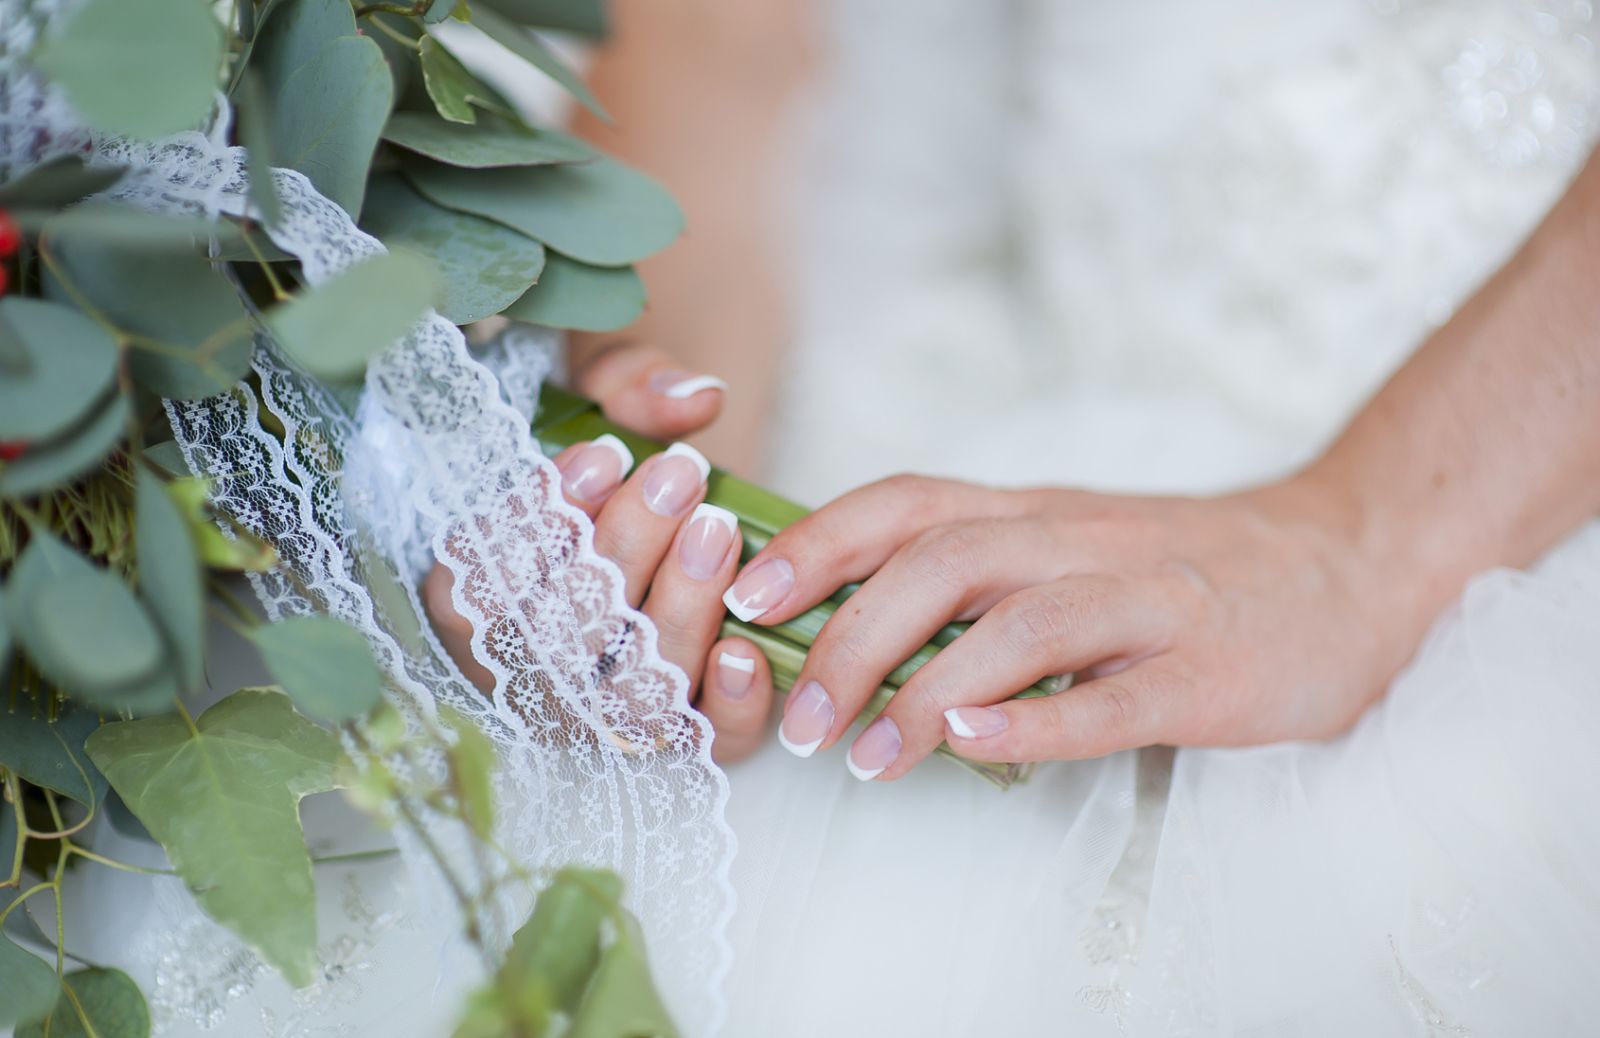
[468,3,608,121]
[476,0,607,39]
[16,967,151,1038]
[266,250,443,378]
[32,0,223,139]
[0,297,118,441]
[504,252,645,332]
[362,174,546,324]
[0,933,60,1029]
[86,688,345,987]
[162,477,281,572]
[0,703,106,806]
[248,615,385,723]
[441,707,495,839]
[135,468,206,693]
[0,156,123,209]
[382,112,591,168]
[0,393,129,500]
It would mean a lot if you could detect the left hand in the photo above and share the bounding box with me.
[721,473,1423,780]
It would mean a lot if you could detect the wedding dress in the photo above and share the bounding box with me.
[720,1,1600,1034]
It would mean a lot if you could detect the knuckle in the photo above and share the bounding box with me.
[1000,588,1081,658]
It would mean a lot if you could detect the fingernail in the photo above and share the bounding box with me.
[847,716,901,781]
[778,679,834,758]
[944,706,1008,739]
[716,650,756,700]
[722,557,795,623]
[649,369,729,399]
[642,442,709,517]
[680,503,738,581]
[559,434,633,503]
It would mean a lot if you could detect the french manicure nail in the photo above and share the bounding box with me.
[847,716,901,781]
[716,650,756,700]
[649,369,729,399]
[559,434,633,503]
[642,442,710,517]
[944,706,1009,739]
[722,557,795,623]
[778,680,834,758]
[680,503,738,581]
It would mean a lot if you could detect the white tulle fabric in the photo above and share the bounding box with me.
[1,3,734,1035]
[728,0,1600,1034]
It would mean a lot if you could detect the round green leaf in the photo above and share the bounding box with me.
[406,155,682,266]
[16,968,150,1038]
[249,615,384,722]
[0,156,123,209]
[33,0,223,139]
[266,250,442,379]
[503,252,644,332]
[381,112,590,168]
[362,175,545,324]
[136,469,205,692]
[0,297,118,441]
[0,393,130,500]
[0,704,106,806]
[0,935,59,1029]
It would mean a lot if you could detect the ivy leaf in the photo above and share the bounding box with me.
[361,174,545,325]
[32,0,223,139]
[0,703,105,807]
[266,251,442,380]
[16,968,150,1038]
[253,1,392,217]
[136,469,205,693]
[0,156,123,209]
[2,528,167,702]
[405,156,683,267]
[0,392,130,501]
[469,4,608,121]
[419,36,482,125]
[0,297,118,441]
[248,616,384,723]
[503,252,644,332]
[85,688,344,987]
[0,934,59,1029]
[382,112,590,169]
[567,911,681,1038]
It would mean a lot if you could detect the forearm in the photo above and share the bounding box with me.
[569,1,813,476]
[1300,147,1600,632]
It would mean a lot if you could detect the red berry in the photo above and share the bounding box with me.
[0,210,18,257]
[0,265,8,297]
[0,441,28,462]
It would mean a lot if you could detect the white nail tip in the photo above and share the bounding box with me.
[846,756,884,782]
[944,708,977,739]
[662,441,711,481]
[692,502,738,537]
[661,374,729,399]
[590,434,634,475]
[717,651,756,675]
[777,727,822,759]
[722,586,767,623]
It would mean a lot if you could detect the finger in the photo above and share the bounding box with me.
[551,436,635,518]
[571,340,726,439]
[722,475,1026,628]
[775,516,1070,758]
[642,504,743,688]
[699,637,776,764]
[846,575,1177,780]
[592,442,711,606]
[423,562,496,692]
[941,657,1185,763]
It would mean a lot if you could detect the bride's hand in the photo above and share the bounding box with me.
[723,474,1419,779]
[424,343,775,761]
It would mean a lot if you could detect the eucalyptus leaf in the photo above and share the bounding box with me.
[424,0,459,23]
[0,392,130,500]
[507,868,621,1014]
[38,203,235,249]
[382,112,590,168]
[477,0,606,37]
[0,297,118,441]
[32,0,224,139]
[266,250,442,380]
[85,687,345,987]
[0,704,105,807]
[16,967,150,1038]
[419,36,481,125]
[406,157,682,266]
[503,252,644,332]
[567,910,681,1038]
[142,441,190,478]
[0,156,122,209]
[361,175,545,324]
[251,0,358,82]
[136,469,205,693]
[0,933,58,1029]
[249,616,384,723]
[236,70,282,228]
[469,4,608,121]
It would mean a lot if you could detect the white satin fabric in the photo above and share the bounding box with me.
[725,1,1600,1034]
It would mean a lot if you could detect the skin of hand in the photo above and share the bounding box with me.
[718,146,1600,779]
[423,340,776,762]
